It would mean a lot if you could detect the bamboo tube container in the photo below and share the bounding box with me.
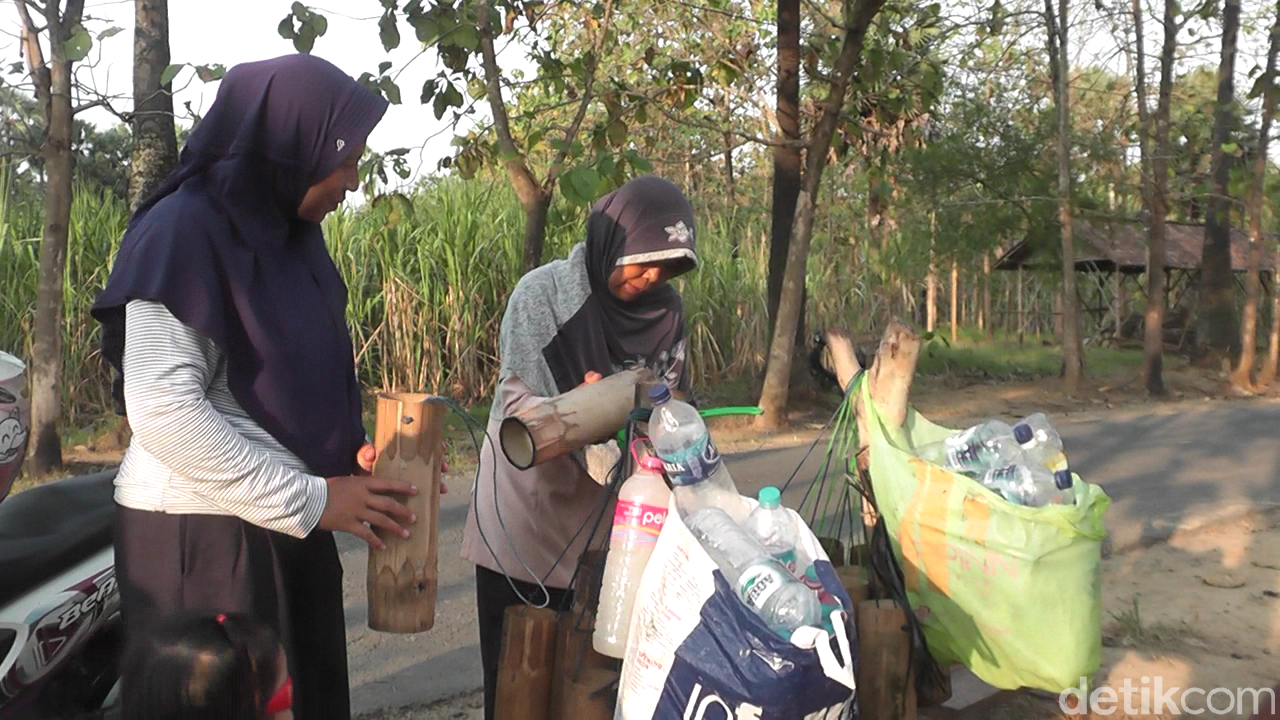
[837,565,871,605]
[494,605,559,720]
[572,548,608,617]
[856,599,918,720]
[499,368,654,470]
[557,667,619,720]
[366,392,446,633]
[550,611,616,717]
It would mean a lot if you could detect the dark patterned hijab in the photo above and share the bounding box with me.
[496,176,699,404]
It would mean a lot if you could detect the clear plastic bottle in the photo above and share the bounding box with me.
[1012,412,1069,474]
[685,506,822,639]
[980,463,1077,507]
[914,419,1027,477]
[647,384,751,523]
[594,443,672,658]
[743,487,842,632]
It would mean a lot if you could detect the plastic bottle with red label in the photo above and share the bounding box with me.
[593,441,673,658]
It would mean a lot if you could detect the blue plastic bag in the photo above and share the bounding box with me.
[617,496,859,719]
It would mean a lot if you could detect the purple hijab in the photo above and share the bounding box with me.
[91,54,388,478]
[497,176,699,409]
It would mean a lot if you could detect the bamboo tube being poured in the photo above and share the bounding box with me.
[499,367,655,470]
[366,392,446,633]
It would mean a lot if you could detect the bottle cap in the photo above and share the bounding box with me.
[758,486,782,508]
[648,384,672,405]
[1053,470,1074,490]
[1013,423,1033,445]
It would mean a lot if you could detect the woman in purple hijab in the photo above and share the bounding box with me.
[91,54,416,718]
[461,175,699,720]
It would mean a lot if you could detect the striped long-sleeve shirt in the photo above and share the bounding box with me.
[113,299,328,538]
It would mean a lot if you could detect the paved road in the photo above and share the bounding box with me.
[337,398,1280,716]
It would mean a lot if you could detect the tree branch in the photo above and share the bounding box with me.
[12,0,49,110]
[474,0,541,195]
[545,0,614,189]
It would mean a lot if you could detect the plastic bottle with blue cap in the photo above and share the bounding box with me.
[646,383,751,523]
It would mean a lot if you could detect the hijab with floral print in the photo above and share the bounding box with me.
[496,175,699,402]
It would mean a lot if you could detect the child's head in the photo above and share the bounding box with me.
[120,611,292,720]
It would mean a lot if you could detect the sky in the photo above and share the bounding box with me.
[0,0,507,189]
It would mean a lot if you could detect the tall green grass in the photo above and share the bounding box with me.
[0,172,1063,428]
[0,179,129,424]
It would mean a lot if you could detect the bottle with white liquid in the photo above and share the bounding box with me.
[594,443,672,658]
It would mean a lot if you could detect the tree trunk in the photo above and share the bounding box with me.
[757,0,887,430]
[950,260,959,345]
[129,0,178,210]
[1140,0,1178,395]
[926,215,937,333]
[476,0,567,273]
[1048,0,1084,395]
[1231,0,1278,390]
[982,253,992,335]
[1197,0,1242,366]
[1263,256,1280,385]
[766,0,801,330]
[1017,266,1025,345]
[521,190,553,273]
[23,0,84,475]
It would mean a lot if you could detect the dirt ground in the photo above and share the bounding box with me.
[928,507,1280,720]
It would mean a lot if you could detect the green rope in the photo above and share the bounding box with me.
[614,405,762,445]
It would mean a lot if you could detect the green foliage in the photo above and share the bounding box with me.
[278,2,329,54]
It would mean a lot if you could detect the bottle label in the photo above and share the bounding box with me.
[987,466,1019,483]
[738,563,786,611]
[659,434,723,487]
[611,500,668,547]
[943,427,982,469]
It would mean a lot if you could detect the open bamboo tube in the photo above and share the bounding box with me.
[499,367,654,470]
[366,392,446,633]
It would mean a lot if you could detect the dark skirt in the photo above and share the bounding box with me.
[115,504,350,719]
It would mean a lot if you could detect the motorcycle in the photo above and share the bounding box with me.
[0,351,121,719]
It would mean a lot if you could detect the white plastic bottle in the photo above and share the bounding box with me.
[744,487,842,633]
[1012,412,1070,473]
[647,384,751,523]
[914,419,1027,477]
[980,464,1076,507]
[594,448,672,658]
[685,506,822,638]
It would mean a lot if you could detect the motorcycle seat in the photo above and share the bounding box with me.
[0,470,117,609]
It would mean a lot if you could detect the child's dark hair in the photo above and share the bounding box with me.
[120,610,283,720]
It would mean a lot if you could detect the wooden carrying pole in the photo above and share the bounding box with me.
[826,321,952,717]
[367,392,446,633]
[499,367,655,470]
[494,605,559,720]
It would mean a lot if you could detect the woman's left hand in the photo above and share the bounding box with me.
[357,444,449,493]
